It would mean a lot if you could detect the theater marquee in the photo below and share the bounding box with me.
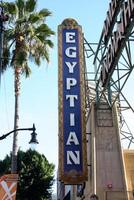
[58,18,87,184]
[100,0,134,87]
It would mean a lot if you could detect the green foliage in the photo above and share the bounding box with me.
[1,0,55,77]
[0,155,11,175]
[0,150,55,200]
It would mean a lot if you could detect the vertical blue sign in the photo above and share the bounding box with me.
[58,18,87,184]
[62,29,83,172]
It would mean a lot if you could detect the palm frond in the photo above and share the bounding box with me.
[35,24,54,36]
[2,48,10,72]
[11,48,27,67]
[26,0,37,13]
[29,13,42,24]
[16,0,24,11]
[1,2,18,24]
[2,2,17,15]
[29,41,49,64]
[44,40,54,48]
[21,63,32,78]
[39,9,52,18]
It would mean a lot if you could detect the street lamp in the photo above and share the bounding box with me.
[29,124,39,150]
[0,123,39,172]
[0,123,39,146]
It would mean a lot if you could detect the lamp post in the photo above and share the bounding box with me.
[0,123,39,173]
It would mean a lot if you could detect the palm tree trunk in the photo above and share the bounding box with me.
[11,68,20,173]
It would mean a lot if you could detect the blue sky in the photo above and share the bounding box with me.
[0,0,134,193]
[0,0,110,164]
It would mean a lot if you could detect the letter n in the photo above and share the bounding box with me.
[67,151,80,164]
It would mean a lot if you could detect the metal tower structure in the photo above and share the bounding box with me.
[83,0,134,148]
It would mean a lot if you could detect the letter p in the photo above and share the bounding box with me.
[66,78,77,90]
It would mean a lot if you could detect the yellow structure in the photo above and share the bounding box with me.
[123,150,134,199]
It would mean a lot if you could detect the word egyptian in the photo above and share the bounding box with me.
[63,30,82,168]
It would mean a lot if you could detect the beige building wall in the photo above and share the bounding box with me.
[92,103,127,199]
[73,102,127,200]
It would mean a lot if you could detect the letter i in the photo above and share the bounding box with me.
[70,113,75,126]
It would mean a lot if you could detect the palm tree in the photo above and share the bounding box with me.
[1,0,55,173]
